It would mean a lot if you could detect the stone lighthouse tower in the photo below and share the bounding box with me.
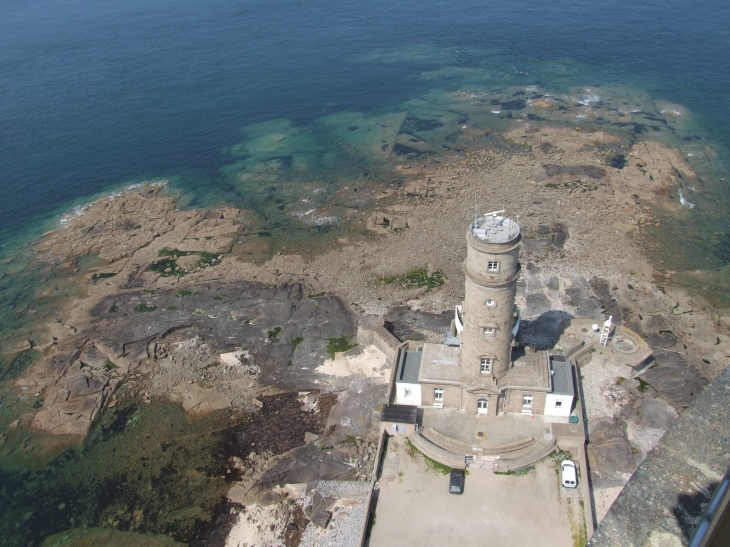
[460,212,521,381]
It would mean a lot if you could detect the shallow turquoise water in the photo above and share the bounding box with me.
[1,0,729,243]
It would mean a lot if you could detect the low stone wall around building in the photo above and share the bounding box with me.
[357,315,401,364]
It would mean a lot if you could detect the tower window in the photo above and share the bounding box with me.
[434,388,444,401]
[522,395,533,408]
[487,261,499,272]
[480,358,492,374]
[485,299,496,308]
[555,401,563,408]
[405,388,412,398]
[481,326,496,337]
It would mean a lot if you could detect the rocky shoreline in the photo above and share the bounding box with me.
[0,87,729,546]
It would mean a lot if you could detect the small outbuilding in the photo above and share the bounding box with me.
[380,404,423,437]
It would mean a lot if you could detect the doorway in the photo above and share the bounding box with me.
[477,399,488,414]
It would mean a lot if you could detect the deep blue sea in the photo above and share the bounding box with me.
[1,0,729,243]
[1,1,729,545]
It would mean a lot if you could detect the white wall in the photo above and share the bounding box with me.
[396,382,422,406]
[544,393,573,417]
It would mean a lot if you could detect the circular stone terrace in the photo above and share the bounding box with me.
[469,214,521,244]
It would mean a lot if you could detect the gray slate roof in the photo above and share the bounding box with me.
[397,350,422,383]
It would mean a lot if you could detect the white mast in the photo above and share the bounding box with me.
[599,316,613,346]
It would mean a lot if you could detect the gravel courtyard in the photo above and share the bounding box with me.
[368,437,586,547]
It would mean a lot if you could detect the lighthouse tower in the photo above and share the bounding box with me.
[460,211,521,381]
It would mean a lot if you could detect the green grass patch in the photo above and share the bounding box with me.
[308,292,326,298]
[405,439,451,475]
[327,337,354,358]
[551,448,573,462]
[177,290,193,297]
[658,329,676,337]
[494,465,534,476]
[637,377,650,393]
[166,306,178,311]
[291,336,304,347]
[108,304,119,313]
[716,337,722,345]
[134,303,157,313]
[267,326,282,343]
[32,397,45,409]
[340,436,358,445]
[104,361,118,370]
[378,267,446,290]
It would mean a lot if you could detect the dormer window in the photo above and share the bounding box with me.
[481,326,496,337]
[487,261,499,273]
[485,299,497,308]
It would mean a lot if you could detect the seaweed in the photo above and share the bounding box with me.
[379,267,446,290]
[91,272,116,284]
[267,326,282,343]
[327,337,354,358]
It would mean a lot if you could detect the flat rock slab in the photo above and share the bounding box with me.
[640,350,710,410]
[92,282,357,390]
[168,384,231,416]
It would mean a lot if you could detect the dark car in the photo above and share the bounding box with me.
[449,469,465,495]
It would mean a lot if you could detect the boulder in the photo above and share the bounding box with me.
[168,384,231,417]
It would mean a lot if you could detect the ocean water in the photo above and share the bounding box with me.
[2,0,729,242]
[1,0,730,545]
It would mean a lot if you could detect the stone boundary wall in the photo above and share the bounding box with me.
[357,315,401,364]
[588,365,730,547]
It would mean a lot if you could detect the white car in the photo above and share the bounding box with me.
[561,460,577,488]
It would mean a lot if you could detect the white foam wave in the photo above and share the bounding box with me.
[59,204,90,227]
[574,92,601,105]
[678,189,697,209]
[59,180,169,226]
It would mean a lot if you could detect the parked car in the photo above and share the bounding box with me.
[561,460,577,488]
[449,469,465,494]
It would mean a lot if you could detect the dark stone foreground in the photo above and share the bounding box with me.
[588,364,730,547]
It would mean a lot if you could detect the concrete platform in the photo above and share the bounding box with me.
[370,437,587,547]
[421,407,553,447]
